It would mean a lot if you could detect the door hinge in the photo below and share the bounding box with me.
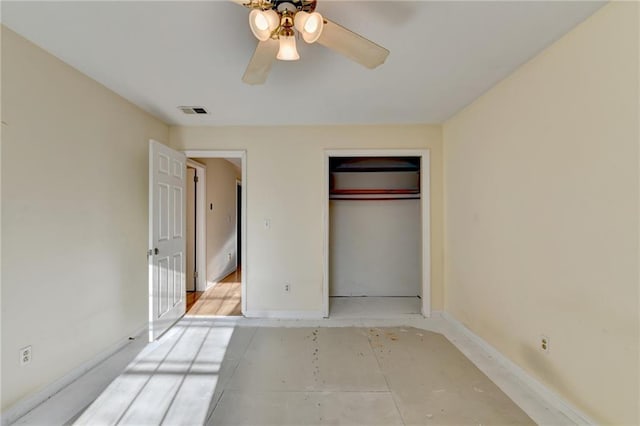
[194,271,198,279]
[194,175,199,183]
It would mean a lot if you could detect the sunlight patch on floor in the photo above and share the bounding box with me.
[74,319,235,425]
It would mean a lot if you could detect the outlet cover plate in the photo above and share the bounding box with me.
[20,346,32,366]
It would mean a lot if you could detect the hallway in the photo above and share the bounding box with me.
[186,270,242,317]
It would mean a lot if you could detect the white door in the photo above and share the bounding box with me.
[149,140,186,341]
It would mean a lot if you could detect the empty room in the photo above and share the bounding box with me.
[1,1,638,425]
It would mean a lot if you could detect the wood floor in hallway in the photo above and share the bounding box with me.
[186,269,242,316]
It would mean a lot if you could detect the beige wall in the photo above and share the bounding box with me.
[194,158,241,284]
[1,27,169,411]
[443,3,639,424]
[171,125,443,313]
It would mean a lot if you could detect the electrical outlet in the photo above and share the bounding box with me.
[20,346,32,366]
[284,283,290,292]
[540,335,550,353]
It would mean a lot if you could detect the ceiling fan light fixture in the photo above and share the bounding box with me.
[249,9,279,41]
[276,34,300,61]
[239,0,390,85]
[294,11,324,44]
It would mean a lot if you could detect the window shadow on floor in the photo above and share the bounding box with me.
[73,318,252,425]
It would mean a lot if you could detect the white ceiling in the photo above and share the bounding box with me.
[2,1,604,126]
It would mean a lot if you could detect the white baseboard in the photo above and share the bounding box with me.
[243,310,325,319]
[1,323,148,426]
[441,312,596,425]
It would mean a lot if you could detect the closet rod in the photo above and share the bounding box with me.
[329,197,421,201]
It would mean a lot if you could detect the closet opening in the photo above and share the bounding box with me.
[324,151,431,318]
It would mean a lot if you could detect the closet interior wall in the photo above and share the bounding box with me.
[329,157,422,297]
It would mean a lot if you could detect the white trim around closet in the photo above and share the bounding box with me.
[322,149,431,318]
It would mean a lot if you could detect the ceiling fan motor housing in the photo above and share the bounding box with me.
[253,0,317,13]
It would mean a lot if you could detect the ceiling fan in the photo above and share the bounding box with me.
[234,0,390,85]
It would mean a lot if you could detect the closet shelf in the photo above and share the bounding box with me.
[329,189,420,195]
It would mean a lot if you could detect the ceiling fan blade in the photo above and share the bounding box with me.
[317,19,389,69]
[242,39,278,85]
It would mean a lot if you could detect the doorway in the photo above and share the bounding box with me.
[187,166,196,293]
[185,160,206,313]
[323,150,431,318]
[184,151,247,317]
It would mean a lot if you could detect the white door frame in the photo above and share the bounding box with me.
[184,150,248,315]
[186,159,207,292]
[323,149,431,317]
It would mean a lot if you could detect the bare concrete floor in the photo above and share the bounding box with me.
[73,320,533,425]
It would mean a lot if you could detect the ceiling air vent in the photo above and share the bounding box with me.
[178,106,208,115]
